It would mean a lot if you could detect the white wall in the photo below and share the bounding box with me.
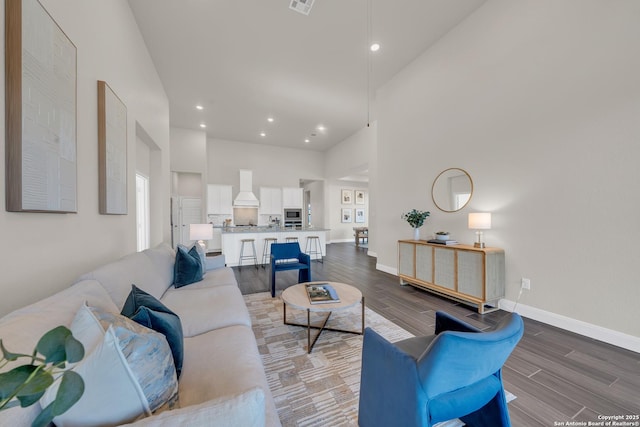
[375,0,640,340]
[0,0,171,316]
[170,127,207,175]
[324,124,375,246]
[207,138,324,191]
[327,182,369,242]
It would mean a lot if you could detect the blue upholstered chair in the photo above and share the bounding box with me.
[358,311,524,427]
[270,242,311,297]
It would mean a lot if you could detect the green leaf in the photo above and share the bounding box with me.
[16,369,53,397]
[16,390,45,407]
[64,335,84,364]
[1,399,20,410]
[36,326,72,364]
[0,365,37,400]
[51,371,84,416]
[31,401,55,427]
[0,339,29,361]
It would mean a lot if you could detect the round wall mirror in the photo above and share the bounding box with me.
[431,168,473,212]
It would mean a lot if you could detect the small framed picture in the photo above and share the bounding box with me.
[355,208,365,223]
[355,190,365,205]
[341,208,353,223]
[341,189,353,205]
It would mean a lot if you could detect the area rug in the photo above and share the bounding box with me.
[244,292,514,427]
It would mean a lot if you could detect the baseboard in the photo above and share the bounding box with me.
[501,299,640,353]
[329,238,354,244]
[375,264,639,353]
[367,251,377,258]
[376,263,397,276]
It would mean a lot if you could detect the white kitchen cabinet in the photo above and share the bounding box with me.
[282,187,303,208]
[207,228,222,252]
[259,187,282,215]
[207,185,233,214]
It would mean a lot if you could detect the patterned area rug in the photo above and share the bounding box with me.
[244,292,516,427]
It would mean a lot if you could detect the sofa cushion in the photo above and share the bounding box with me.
[77,252,169,308]
[121,285,184,378]
[173,246,203,288]
[179,325,279,427]
[142,244,176,291]
[160,286,250,336]
[121,388,265,427]
[166,266,237,291]
[0,280,117,426]
[0,280,117,367]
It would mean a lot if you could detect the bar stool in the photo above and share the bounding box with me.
[285,236,298,243]
[305,235,323,263]
[261,237,278,268]
[238,238,258,269]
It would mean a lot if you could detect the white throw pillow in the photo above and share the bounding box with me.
[40,325,151,427]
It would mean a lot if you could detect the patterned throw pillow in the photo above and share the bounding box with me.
[90,308,179,412]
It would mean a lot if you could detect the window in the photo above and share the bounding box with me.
[136,173,150,251]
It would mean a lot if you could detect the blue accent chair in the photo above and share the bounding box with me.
[358,311,524,427]
[270,242,311,297]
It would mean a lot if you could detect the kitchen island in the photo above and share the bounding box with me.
[221,226,329,267]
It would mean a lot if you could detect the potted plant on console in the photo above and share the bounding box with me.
[402,209,430,241]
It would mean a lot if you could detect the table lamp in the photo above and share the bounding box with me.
[468,213,491,248]
[189,224,213,251]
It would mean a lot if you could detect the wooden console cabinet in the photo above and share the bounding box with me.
[398,240,505,314]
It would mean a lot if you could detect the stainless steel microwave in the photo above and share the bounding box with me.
[284,208,302,220]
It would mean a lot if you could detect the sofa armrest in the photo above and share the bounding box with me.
[121,387,265,427]
[434,311,482,335]
[205,255,226,271]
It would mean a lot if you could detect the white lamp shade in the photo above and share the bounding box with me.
[468,213,492,230]
[189,223,213,241]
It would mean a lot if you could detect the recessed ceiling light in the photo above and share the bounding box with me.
[199,123,206,128]
[196,105,204,110]
[370,43,380,52]
[260,132,266,137]
[316,125,326,132]
[304,139,310,143]
[267,117,274,123]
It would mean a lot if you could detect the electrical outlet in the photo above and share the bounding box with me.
[521,278,531,290]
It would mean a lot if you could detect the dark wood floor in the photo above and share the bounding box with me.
[232,243,640,426]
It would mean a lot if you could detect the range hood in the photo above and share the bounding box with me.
[233,169,260,207]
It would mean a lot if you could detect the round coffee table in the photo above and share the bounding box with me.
[281,281,364,353]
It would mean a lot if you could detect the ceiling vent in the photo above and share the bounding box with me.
[289,0,315,16]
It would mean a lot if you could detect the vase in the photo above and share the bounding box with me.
[413,227,420,241]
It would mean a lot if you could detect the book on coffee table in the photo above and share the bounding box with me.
[306,283,340,304]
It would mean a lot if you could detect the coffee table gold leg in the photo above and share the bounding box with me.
[307,309,311,353]
[361,296,365,333]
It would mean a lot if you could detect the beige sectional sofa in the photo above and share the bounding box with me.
[0,243,280,427]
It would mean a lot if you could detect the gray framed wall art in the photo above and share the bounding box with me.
[5,0,77,213]
[98,80,128,215]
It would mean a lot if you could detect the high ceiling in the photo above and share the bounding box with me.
[128,0,486,151]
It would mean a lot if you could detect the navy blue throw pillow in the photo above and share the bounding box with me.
[173,245,203,287]
[121,285,184,377]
